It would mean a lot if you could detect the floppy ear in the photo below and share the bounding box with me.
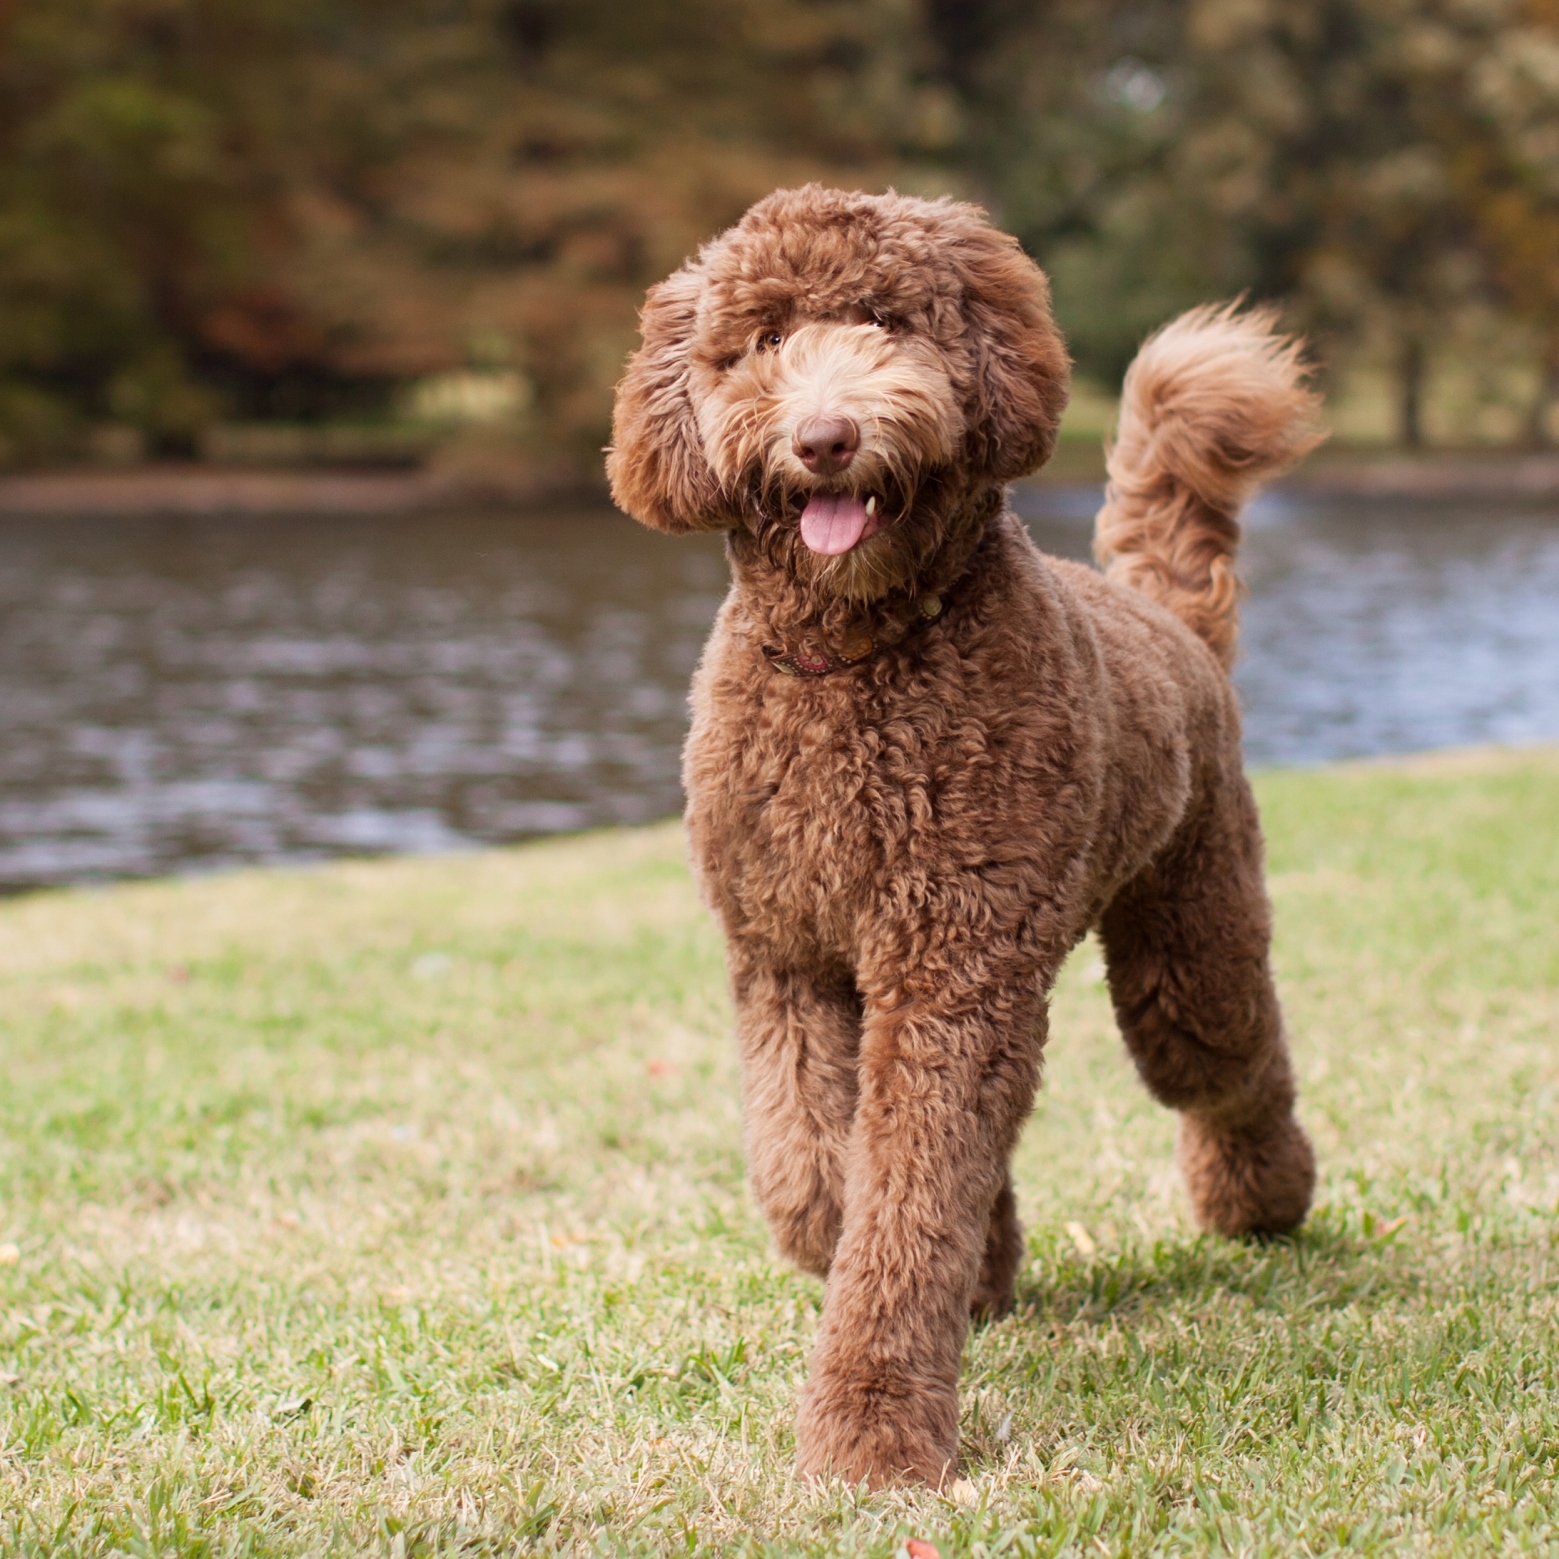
[607,264,726,533]
[948,218,1071,483]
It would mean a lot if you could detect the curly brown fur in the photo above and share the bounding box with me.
[608,185,1317,1490]
[1095,303,1326,668]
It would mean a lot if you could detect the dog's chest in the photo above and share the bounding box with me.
[682,686,895,953]
[682,640,1071,962]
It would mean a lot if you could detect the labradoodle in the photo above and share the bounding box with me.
[606,185,1323,1489]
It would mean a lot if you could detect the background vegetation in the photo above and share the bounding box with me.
[2,748,1558,1554]
[3,0,1559,469]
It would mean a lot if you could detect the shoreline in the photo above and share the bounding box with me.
[0,465,576,517]
[4,745,1552,902]
[1,449,1558,516]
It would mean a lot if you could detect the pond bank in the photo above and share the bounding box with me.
[4,448,1559,514]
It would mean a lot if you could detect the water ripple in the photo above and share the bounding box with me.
[1,494,1555,889]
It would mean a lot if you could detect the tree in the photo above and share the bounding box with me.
[272,0,944,470]
[0,0,326,456]
[925,0,1213,387]
[1173,0,1511,448]
[5,0,1554,463]
[0,0,948,466]
[1459,1,1559,443]
[940,0,1554,447]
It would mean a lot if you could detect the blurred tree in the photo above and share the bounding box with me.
[0,0,307,456]
[1459,0,1559,443]
[4,0,1556,464]
[926,0,1214,388]
[0,0,946,466]
[943,0,1556,447]
[277,0,946,474]
[1174,0,1510,448]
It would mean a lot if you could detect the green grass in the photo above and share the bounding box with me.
[3,748,1559,1557]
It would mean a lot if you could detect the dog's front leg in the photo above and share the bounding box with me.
[793,968,1046,1489]
[731,949,862,1278]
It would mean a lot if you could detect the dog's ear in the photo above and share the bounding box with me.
[607,264,726,534]
[948,217,1072,483]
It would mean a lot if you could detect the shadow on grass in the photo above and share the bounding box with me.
[1005,1204,1419,1328]
[953,1209,1440,1477]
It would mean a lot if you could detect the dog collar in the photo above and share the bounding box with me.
[760,592,945,677]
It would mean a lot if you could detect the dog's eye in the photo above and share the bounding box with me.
[868,311,895,332]
[756,330,784,352]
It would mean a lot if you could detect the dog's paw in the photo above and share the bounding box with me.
[794,1373,958,1489]
[1179,1110,1316,1237]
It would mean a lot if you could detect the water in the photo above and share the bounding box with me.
[1,492,1556,891]
[1236,495,1559,764]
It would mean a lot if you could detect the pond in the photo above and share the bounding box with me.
[2,490,1556,891]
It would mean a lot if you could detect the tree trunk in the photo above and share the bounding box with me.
[1525,335,1559,449]
[1398,334,1426,449]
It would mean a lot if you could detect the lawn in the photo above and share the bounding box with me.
[2,747,1558,1557]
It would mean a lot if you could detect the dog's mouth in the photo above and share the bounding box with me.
[742,467,957,604]
[797,491,887,555]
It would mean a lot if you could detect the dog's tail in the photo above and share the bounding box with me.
[1093,303,1325,669]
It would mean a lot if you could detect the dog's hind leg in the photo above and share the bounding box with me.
[970,1171,1024,1319]
[1099,775,1315,1237]
[731,953,861,1278]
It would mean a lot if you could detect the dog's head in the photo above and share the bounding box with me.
[607,186,1070,601]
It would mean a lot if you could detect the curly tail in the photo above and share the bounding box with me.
[1094,303,1325,669]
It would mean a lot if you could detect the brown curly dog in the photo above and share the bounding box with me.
[607,185,1323,1490]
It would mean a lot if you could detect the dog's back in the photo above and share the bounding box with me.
[1093,305,1325,669]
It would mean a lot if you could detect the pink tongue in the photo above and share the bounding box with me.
[799,493,874,555]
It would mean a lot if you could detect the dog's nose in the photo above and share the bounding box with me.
[793,415,859,474]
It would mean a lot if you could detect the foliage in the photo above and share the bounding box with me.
[1,749,1559,1552]
[2,0,1559,462]
[263,0,946,471]
[0,0,301,457]
[0,0,946,464]
[1461,0,1559,438]
[947,1,1559,442]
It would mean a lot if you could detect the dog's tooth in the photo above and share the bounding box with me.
[865,495,877,516]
